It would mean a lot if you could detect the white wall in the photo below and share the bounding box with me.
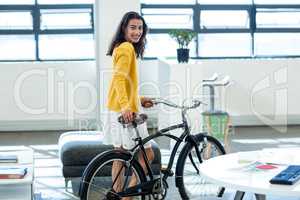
[156,59,300,127]
[0,62,97,131]
[139,60,159,97]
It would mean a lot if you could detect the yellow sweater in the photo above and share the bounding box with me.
[107,42,140,112]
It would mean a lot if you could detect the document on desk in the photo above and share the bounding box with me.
[230,160,278,172]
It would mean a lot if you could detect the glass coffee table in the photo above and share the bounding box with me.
[0,147,34,200]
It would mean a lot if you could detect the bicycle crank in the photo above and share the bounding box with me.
[151,179,168,200]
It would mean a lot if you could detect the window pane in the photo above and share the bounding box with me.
[40,9,92,30]
[141,0,196,4]
[0,0,34,4]
[198,0,251,4]
[0,12,33,30]
[255,33,300,56]
[254,0,300,4]
[198,33,251,57]
[257,9,300,28]
[0,35,35,60]
[200,10,249,29]
[145,34,196,57]
[39,34,94,59]
[143,9,193,29]
[38,0,94,4]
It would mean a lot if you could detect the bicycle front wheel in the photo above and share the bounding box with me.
[176,134,226,199]
[80,151,147,200]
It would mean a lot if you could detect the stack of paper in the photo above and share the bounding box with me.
[0,167,27,179]
[0,155,18,163]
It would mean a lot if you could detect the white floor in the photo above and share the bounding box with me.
[0,125,300,200]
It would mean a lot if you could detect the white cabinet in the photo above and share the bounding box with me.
[0,149,34,200]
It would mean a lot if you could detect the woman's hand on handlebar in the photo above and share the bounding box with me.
[121,109,135,123]
[141,97,154,108]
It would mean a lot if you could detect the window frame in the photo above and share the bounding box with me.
[141,2,300,59]
[0,3,94,62]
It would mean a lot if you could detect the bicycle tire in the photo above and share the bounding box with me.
[176,134,226,199]
[80,150,147,200]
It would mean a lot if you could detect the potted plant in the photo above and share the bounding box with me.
[168,29,197,63]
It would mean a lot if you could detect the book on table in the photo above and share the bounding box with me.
[0,166,27,179]
[0,155,18,163]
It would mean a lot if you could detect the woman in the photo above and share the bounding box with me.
[103,11,155,199]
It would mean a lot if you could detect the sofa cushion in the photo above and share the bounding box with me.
[59,131,162,178]
[59,131,113,166]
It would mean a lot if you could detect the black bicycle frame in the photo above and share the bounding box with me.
[129,121,190,181]
[115,106,205,198]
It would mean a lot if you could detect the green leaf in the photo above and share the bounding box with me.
[168,29,197,49]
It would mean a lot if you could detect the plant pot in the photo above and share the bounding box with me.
[177,48,190,63]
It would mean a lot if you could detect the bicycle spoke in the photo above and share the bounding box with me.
[84,158,144,200]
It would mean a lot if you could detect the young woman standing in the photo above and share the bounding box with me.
[104,11,155,199]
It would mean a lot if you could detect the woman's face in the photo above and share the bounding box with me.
[124,18,143,43]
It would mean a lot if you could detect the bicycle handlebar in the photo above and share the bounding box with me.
[117,99,202,127]
[150,98,205,110]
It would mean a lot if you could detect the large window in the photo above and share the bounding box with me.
[141,1,300,58]
[0,1,94,61]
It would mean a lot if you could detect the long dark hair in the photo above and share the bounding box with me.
[107,11,148,58]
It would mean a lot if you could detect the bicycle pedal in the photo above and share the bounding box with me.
[106,190,121,200]
[161,167,174,176]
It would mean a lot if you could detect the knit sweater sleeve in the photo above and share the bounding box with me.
[112,42,134,110]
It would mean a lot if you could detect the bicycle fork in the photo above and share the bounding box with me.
[187,135,204,174]
[187,135,225,198]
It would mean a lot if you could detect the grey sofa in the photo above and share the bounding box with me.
[58,131,161,192]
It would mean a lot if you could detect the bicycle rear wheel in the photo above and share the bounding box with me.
[176,134,226,199]
[80,151,147,200]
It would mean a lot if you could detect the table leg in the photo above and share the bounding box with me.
[31,183,34,200]
[234,191,245,200]
[217,187,225,197]
[255,194,266,200]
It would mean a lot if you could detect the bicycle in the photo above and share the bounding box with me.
[79,98,226,200]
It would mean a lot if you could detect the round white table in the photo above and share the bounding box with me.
[199,149,300,200]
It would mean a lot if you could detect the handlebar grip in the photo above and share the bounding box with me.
[149,98,158,105]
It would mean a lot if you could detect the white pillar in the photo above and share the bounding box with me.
[95,0,141,130]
